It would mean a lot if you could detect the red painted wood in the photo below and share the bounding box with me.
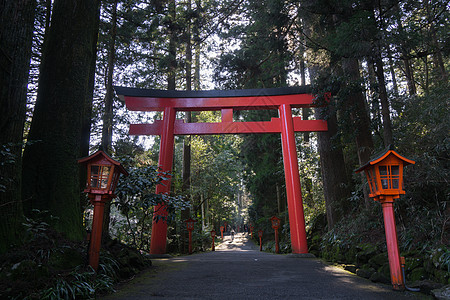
[381,196,405,290]
[88,195,106,272]
[117,88,328,256]
[221,109,233,122]
[125,94,316,111]
[129,118,327,135]
[279,104,308,254]
[150,107,176,255]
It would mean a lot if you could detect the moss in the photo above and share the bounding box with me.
[409,267,427,282]
[356,243,378,266]
[377,264,391,279]
[356,267,376,279]
[434,269,450,284]
[405,256,423,271]
[368,253,388,268]
[48,248,84,270]
[369,272,390,284]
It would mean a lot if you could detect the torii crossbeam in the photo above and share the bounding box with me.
[114,86,328,254]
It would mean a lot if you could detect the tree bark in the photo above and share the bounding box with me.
[315,105,350,228]
[341,58,374,206]
[101,0,118,241]
[22,0,100,241]
[373,51,393,146]
[167,0,177,90]
[180,0,192,253]
[0,0,36,253]
[101,0,118,154]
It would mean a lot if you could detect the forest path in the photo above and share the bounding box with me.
[101,233,421,299]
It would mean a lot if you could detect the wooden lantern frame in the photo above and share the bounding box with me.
[356,146,415,199]
[270,216,281,230]
[185,218,196,231]
[78,150,128,196]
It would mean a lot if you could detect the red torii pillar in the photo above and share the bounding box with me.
[280,104,308,253]
[150,107,176,254]
[115,86,327,254]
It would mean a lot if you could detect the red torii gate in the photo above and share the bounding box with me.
[114,86,327,254]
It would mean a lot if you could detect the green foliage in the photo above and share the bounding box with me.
[0,143,17,193]
[22,210,59,243]
[111,156,189,251]
[38,264,116,300]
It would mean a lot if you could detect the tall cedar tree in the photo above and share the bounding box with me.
[22,0,100,240]
[299,1,352,228]
[0,0,36,253]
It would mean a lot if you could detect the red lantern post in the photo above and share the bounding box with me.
[271,216,281,254]
[258,230,263,251]
[185,218,196,254]
[211,230,216,251]
[220,226,224,240]
[356,146,415,290]
[78,151,128,272]
[249,225,254,239]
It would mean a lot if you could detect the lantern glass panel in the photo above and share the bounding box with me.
[367,168,378,193]
[110,171,119,192]
[90,165,111,189]
[378,165,401,190]
[379,166,389,189]
[391,165,400,189]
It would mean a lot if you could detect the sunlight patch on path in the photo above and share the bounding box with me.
[215,232,258,251]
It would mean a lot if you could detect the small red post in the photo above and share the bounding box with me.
[89,195,106,271]
[258,230,263,251]
[185,218,196,255]
[275,229,279,253]
[250,225,254,239]
[220,226,224,240]
[211,230,216,251]
[381,196,404,289]
[188,230,192,254]
[271,216,281,254]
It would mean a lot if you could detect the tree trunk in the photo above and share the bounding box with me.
[315,105,350,228]
[80,2,100,211]
[341,58,374,206]
[100,0,118,241]
[167,0,177,90]
[180,0,192,253]
[101,0,118,154]
[394,5,416,96]
[373,52,393,146]
[425,0,448,82]
[0,0,36,253]
[22,0,100,241]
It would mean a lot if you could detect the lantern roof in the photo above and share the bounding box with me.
[78,150,129,176]
[355,145,415,173]
[185,218,197,223]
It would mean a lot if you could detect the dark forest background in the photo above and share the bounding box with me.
[0,0,448,298]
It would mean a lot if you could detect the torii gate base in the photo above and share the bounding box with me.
[115,86,328,254]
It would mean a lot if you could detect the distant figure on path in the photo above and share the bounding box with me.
[230,229,235,241]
